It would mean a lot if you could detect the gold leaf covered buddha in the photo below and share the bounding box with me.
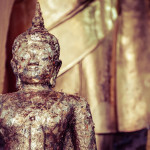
[0,2,97,150]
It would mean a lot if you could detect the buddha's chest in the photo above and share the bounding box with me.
[0,98,73,140]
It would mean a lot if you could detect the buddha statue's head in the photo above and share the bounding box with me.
[11,2,62,90]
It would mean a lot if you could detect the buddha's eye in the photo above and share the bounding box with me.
[21,57,25,61]
[19,52,30,61]
[42,57,49,61]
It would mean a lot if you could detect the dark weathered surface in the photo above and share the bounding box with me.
[0,91,96,149]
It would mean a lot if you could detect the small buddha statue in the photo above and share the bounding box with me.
[0,2,97,150]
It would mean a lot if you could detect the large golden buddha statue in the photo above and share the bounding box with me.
[0,2,97,150]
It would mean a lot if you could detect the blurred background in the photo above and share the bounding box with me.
[0,0,150,149]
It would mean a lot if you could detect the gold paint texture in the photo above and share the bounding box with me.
[117,0,150,131]
[54,0,150,133]
[41,0,117,75]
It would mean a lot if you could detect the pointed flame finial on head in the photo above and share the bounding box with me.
[32,1,44,28]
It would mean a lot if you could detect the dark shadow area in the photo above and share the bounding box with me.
[0,134,5,150]
[113,129,148,150]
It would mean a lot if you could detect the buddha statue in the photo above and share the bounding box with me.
[0,2,97,150]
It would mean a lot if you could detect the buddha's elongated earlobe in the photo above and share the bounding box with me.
[50,60,62,88]
[50,76,56,88]
[16,76,21,90]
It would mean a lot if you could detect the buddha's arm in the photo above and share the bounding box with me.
[71,98,97,150]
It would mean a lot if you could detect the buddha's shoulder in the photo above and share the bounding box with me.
[0,92,18,103]
[55,91,88,106]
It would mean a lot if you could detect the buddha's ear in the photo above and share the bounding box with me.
[16,76,21,90]
[54,60,62,74]
[50,60,62,88]
[11,58,17,74]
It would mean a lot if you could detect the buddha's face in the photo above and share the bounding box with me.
[15,41,54,84]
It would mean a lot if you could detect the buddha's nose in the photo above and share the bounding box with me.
[28,55,39,66]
